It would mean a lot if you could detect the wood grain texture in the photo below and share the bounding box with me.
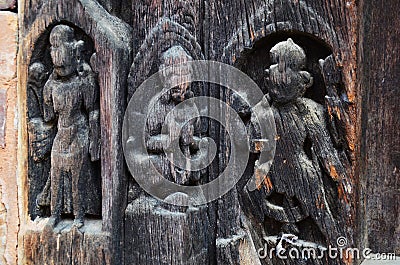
[358,0,400,255]
[19,0,400,264]
[18,0,132,264]
[204,1,358,264]
[23,220,111,265]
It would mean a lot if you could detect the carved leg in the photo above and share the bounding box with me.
[302,182,342,244]
[49,155,64,227]
[37,164,51,204]
[71,154,87,228]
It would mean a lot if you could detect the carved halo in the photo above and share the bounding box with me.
[128,18,204,99]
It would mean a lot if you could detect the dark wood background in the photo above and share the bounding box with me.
[18,0,399,264]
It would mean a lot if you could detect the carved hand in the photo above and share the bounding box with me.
[146,134,170,153]
[180,123,194,146]
[89,109,100,161]
[89,138,100,161]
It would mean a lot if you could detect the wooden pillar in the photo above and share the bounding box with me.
[358,0,400,255]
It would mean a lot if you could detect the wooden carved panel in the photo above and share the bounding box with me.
[235,36,354,265]
[17,0,365,264]
[20,0,132,264]
[28,24,101,227]
[124,1,358,264]
[208,0,358,263]
[124,7,213,263]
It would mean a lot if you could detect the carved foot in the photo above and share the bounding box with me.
[44,215,60,233]
[73,217,84,229]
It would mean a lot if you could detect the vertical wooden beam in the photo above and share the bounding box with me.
[358,0,400,255]
[0,11,18,265]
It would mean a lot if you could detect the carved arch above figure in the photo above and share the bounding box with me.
[221,0,342,65]
[19,1,132,263]
[128,17,204,100]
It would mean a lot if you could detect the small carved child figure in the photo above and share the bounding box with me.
[43,25,100,228]
[27,62,54,217]
[254,38,347,244]
[27,62,48,119]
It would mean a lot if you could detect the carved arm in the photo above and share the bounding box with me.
[42,78,55,123]
[89,109,100,161]
[146,133,170,153]
[83,71,101,161]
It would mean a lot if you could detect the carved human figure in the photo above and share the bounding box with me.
[144,45,205,197]
[43,25,100,228]
[28,62,48,119]
[251,38,347,244]
[27,62,54,217]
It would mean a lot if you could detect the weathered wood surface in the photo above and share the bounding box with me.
[23,220,111,265]
[19,0,132,264]
[124,4,214,263]
[125,1,358,265]
[205,1,358,264]
[358,0,400,256]
[0,0,16,10]
[17,0,400,264]
[125,197,211,264]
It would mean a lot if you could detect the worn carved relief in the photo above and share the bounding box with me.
[28,24,101,227]
[124,9,213,263]
[27,62,53,218]
[238,38,353,265]
[21,0,133,263]
[144,45,206,188]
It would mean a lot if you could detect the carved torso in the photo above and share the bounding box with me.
[271,98,325,196]
[50,77,87,127]
[146,91,201,185]
[44,74,91,157]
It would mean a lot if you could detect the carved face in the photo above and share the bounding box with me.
[267,38,313,104]
[28,62,47,86]
[159,46,193,102]
[49,25,77,77]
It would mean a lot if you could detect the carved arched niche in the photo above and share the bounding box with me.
[19,1,132,263]
[27,23,101,226]
[233,32,353,264]
[235,31,332,105]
